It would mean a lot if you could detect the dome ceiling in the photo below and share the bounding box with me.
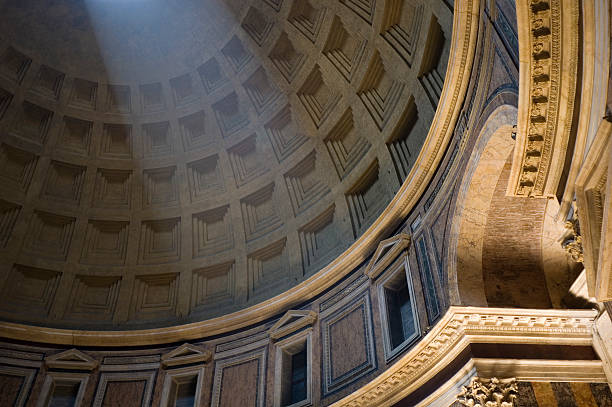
[0,0,245,81]
[0,0,449,329]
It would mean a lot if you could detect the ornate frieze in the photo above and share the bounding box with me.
[457,377,518,407]
[509,0,579,196]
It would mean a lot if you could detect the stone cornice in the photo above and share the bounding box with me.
[557,0,610,218]
[0,0,481,346]
[508,0,579,197]
[575,120,612,300]
[330,307,597,407]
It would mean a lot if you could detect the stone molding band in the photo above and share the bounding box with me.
[329,307,598,407]
[508,0,579,197]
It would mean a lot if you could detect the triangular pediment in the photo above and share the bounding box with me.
[45,348,98,371]
[161,343,211,368]
[269,310,317,341]
[365,233,411,279]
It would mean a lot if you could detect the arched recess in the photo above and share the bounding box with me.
[449,104,517,306]
[450,103,572,308]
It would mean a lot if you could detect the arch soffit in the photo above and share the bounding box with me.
[448,104,517,306]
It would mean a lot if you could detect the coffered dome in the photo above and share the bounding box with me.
[0,0,451,329]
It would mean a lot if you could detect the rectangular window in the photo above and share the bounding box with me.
[274,329,312,407]
[160,367,204,407]
[289,349,307,404]
[281,342,308,406]
[377,256,420,361]
[417,237,440,322]
[385,277,417,349]
[172,375,197,407]
[39,373,89,407]
[49,382,79,407]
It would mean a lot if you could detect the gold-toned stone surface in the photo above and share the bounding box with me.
[509,0,579,197]
[457,377,518,407]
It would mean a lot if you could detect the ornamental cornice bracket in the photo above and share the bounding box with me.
[458,377,518,407]
[508,0,579,197]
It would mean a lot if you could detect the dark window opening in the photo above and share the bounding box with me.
[385,273,417,350]
[173,375,197,407]
[290,349,307,404]
[49,382,79,407]
[281,341,309,406]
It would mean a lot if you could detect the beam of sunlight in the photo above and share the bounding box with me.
[82,0,240,83]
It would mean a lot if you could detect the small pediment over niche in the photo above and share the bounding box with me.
[161,343,211,368]
[45,348,98,371]
[269,310,317,341]
[365,233,411,280]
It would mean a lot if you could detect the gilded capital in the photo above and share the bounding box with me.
[458,377,518,407]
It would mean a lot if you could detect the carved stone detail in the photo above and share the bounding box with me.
[45,348,98,371]
[457,377,518,407]
[331,308,596,406]
[562,217,584,263]
[161,343,211,368]
[509,0,579,197]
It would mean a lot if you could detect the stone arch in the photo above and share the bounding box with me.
[448,104,517,306]
[449,103,570,308]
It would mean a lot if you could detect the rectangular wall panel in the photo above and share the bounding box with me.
[321,290,376,396]
[93,371,156,407]
[211,347,267,407]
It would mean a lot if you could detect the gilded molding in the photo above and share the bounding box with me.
[509,0,579,197]
[330,307,597,407]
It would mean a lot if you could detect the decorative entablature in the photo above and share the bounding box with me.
[508,0,579,197]
[329,307,597,407]
[364,233,410,280]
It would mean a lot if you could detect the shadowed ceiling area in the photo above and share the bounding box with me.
[0,0,451,329]
[0,0,241,81]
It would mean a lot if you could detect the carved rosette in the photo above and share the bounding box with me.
[509,0,579,197]
[458,377,518,407]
